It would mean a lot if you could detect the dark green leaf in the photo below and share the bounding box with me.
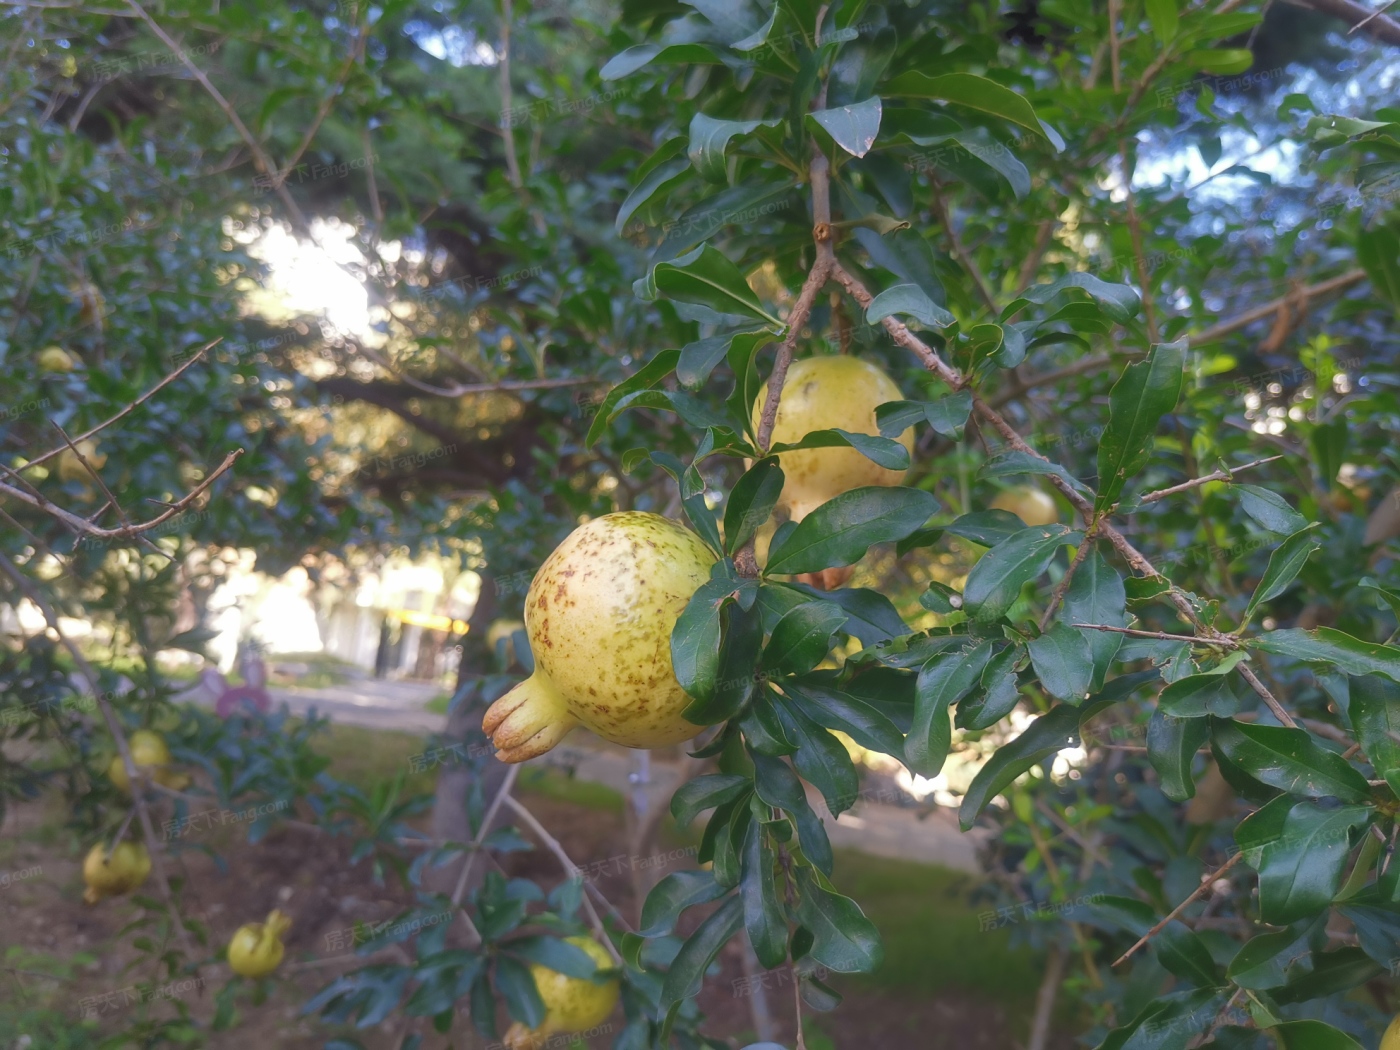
[1018,273,1140,322]
[671,577,741,706]
[1237,484,1309,536]
[504,936,598,980]
[794,867,883,973]
[960,703,1081,829]
[689,113,782,181]
[652,245,783,325]
[784,678,905,756]
[1242,526,1321,627]
[1158,673,1248,718]
[979,450,1094,499]
[1227,923,1313,990]
[907,642,993,776]
[772,696,860,816]
[1027,622,1093,702]
[1061,548,1126,690]
[944,509,1027,547]
[865,283,956,328]
[1254,802,1370,924]
[883,71,1056,146]
[1094,988,1225,1050]
[765,487,939,575]
[1209,717,1370,802]
[1270,1021,1365,1049]
[586,349,680,448]
[726,458,784,554]
[1096,341,1186,511]
[672,774,752,828]
[749,749,833,875]
[1350,673,1400,797]
[659,894,744,1010]
[640,870,727,937]
[1155,922,1221,987]
[1147,709,1209,801]
[784,583,909,645]
[740,821,788,968]
[963,524,1082,622]
[1271,948,1384,1005]
[768,428,911,471]
[762,602,847,676]
[808,97,882,158]
[959,644,1024,730]
[1249,627,1400,683]
[495,956,546,1028]
[601,43,723,80]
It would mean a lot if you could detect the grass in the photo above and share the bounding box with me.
[835,849,1041,1006]
[423,692,453,715]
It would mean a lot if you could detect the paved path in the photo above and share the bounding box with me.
[252,678,984,873]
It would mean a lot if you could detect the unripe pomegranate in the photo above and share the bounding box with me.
[1383,1013,1400,1050]
[752,355,913,522]
[82,841,151,903]
[502,935,619,1050]
[482,512,714,762]
[991,485,1058,527]
[227,909,291,978]
[107,729,185,792]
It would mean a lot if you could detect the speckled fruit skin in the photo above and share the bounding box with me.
[991,485,1058,527]
[752,355,913,522]
[482,512,715,762]
[503,935,619,1050]
[82,841,151,904]
[227,909,291,978]
[1383,1013,1400,1050]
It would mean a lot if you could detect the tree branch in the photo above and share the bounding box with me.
[1192,269,1366,346]
[1298,0,1400,44]
[1112,853,1241,967]
[1138,456,1283,505]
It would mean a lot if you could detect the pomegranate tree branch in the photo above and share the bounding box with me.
[1236,663,1298,730]
[1072,623,1238,647]
[502,794,626,965]
[19,340,217,472]
[1112,853,1242,967]
[1039,528,1099,632]
[1192,269,1366,346]
[0,552,200,965]
[1138,456,1283,505]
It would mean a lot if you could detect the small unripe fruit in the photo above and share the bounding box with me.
[227,909,291,978]
[753,355,913,522]
[56,439,107,483]
[82,841,151,903]
[107,729,177,793]
[503,935,619,1050]
[38,345,78,372]
[1382,1013,1400,1050]
[483,512,715,762]
[991,485,1058,527]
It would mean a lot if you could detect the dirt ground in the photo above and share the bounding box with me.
[0,786,1059,1049]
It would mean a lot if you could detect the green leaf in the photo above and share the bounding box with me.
[765,487,939,575]
[808,97,882,158]
[725,458,784,554]
[671,774,752,828]
[1227,923,1313,990]
[1250,627,1400,682]
[1145,0,1180,42]
[1270,1021,1365,1050]
[1350,673,1400,797]
[794,867,883,973]
[907,642,994,777]
[1155,922,1220,987]
[785,678,905,757]
[1096,341,1186,511]
[671,577,741,705]
[1018,273,1141,323]
[494,956,546,1028]
[1337,904,1400,968]
[865,282,956,328]
[1271,948,1384,1005]
[1237,484,1309,535]
[688,598,764,723]
[883,71,1057,147]
[504,936,598,980]
[1188,48,1254,75]
[689,113,782,182]
[640,870,728,937]
[617,158,690,234]
[740,821,788,968]
[1241,526,1321,627]
[651,245,782,326]
[601,42,723,80]
[1209,717,1370,802]
[768,428,911,471]
[1357,225,1400,308]
[1060,548,1126,690]
[944,509,1026,547]
[962,524,1082,623]
[1027,622,1093,702]
[960,704,1082,829]
[1095,987,1226,1050]
[959,644,1024,730]
[979,449,1094,499]
[877,392,974,440]
[679,332,745,388]
[749,749,833,875]
[785,583,910,645]
[1157,673,1248,718]
[1254,802,1370,924]
[659,894,744,1010]
[585,349,680,448]
[762,602,847,676]
[739,695,797,755]
[1146,709,1209,801]
[771,696,860,816]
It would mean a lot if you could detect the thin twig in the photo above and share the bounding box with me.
[1112,853,1241,966]
[498,0,523,188]
[0,552,200,966]
[930,183,997,313]
[1071,623,1239,647]
[450,764,519,908]
[1238,663,1298,729]
[501,795,626,965]
[18,341,217,472]
[1138,456,1283,504]
[274,22,367,192]
[1192,269,1366,346]
[1040,528,1099,631]
[121,1,309,231]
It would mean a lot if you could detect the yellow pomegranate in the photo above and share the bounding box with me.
[482,512,715,762]
[503,935,619,1050]
[82,841,151,903]
[38,345,78,372]
[991,485,1058,527]
[752,355,913,522]
[227,909,291,978]
[1383,1014,1400,1050]
[56,439,107,483]
[107,729,183,792]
